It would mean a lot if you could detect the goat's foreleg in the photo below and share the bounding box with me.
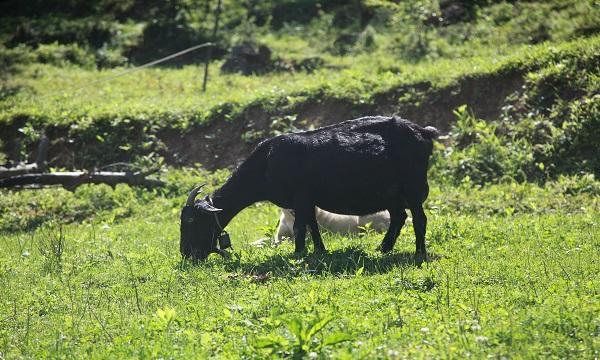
[378,209,407,253]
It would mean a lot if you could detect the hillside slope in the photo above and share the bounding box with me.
[1,0,599,178]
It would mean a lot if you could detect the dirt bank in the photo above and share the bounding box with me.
[0,69,524,171]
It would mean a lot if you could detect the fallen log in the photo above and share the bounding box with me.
[0,163,39,180]
[0,135,49,180]
[0,170,164,190]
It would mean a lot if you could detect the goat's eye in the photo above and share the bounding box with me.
[184,217,195,224]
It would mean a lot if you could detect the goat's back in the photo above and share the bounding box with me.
[260,116,436,214]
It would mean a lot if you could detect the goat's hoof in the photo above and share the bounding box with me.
[378,244,393,253]
[415,252,427,264]
[293,248,307,257]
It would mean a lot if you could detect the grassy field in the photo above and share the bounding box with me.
[2,1,600,358]
[1,179,599,358]
[2,0,599,130]
[2,33,598,128]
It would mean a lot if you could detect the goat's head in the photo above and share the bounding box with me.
[180,185,230,261]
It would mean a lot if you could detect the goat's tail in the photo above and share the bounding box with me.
[420,125,440,140]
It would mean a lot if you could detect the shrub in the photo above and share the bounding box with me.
[551,95,600,176]
[434,106,537,185]
[0,45,35,72]
[0,138,6,164]
[435,95,599,185]
[8,17,115,49]
[35,42,96,68]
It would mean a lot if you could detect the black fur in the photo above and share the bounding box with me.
[180,116,438,261]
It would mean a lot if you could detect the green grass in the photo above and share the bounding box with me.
[1,178,599,358]
[2,31,599,129]
[2,1,600,357]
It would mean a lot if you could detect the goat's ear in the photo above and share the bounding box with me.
[194,200,223,213]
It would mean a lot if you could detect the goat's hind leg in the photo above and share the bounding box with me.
[378,209,407,253]
[293,205,325,253]
[306,210,326,253]
[410,204,427,262]
[292,212,308,254]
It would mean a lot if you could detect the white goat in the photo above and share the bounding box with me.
[275,207,391,243]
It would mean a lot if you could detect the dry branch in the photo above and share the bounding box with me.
[0,170,164,190]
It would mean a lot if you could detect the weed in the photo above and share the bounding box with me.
[254,314,352,358]
[37,223,65,274]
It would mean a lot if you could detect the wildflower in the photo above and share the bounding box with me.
[475,335,489,344]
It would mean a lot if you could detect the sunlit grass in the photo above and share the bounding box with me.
[3,35,599,128]
[1,179,599,358]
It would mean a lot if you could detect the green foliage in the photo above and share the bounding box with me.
[0,45,35,73]
[2,0,597,70]
[269,114,299,136]
[255,314,351,357]
[555,95,600,174]
[0,184,142,232]
[429,176,600,217]
[431,37,600,185]
[433,99,600,185]
[1,3,599,357]
[500,45,600,179]
[35,43,96,68]
[0,138,5,164]
[0,176,599,358]
[0,168,232,233]
[7,17,115,49]
[68,116,167,168]
[433,106,533,185]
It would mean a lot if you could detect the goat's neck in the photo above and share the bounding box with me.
[211,172,266,228]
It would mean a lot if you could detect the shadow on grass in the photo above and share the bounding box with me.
[221,247,440,277]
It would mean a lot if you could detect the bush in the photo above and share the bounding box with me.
[434,106,534,185]
[434,96,599,185]
[552,95,600,176]
[8,17,115,49]
[0,45,35,72]
[0,184,142,232]
[0,138,6,164]
[35,42,96,68]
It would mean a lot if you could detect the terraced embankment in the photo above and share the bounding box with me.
[4,36,597,170]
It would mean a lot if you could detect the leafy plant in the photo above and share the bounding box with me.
[37,223,66,274]
[241,129,265,144]
[254,315,352,357]
[0,138,6,164]
[269,114,299,136]
[358,222,374,237]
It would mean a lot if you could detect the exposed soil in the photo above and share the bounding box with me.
[0,69,524,171]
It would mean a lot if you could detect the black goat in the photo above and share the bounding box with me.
[180,116,439,261]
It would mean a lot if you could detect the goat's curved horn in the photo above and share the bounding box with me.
[186,184,205,206]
